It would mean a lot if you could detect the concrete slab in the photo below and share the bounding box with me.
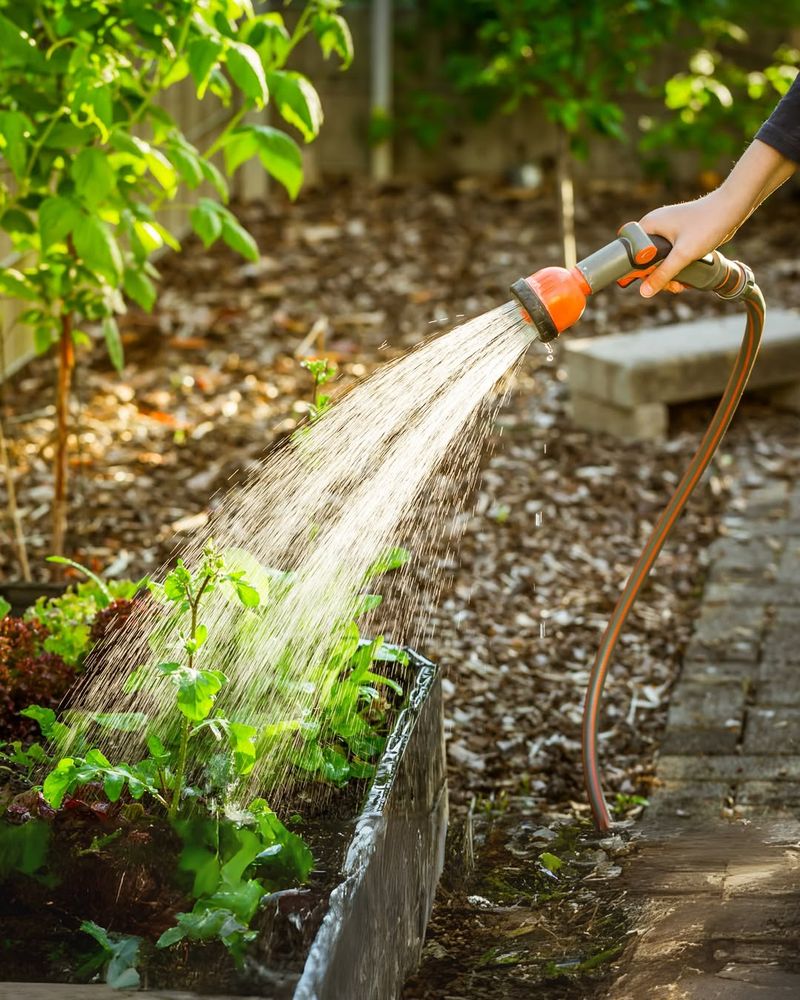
[564,309,800,408]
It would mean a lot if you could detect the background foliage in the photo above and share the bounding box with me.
[395,0,800,170]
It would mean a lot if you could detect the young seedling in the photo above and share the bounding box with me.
[148,541,260,818]
[300,358,337,423]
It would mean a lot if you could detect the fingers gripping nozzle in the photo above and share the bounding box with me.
[510,221,753,342]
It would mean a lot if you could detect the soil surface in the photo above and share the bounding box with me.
[2,178,800,997]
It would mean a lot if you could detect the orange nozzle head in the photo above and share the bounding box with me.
[510,266,590,342]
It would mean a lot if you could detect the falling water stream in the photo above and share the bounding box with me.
[67,301,535,795]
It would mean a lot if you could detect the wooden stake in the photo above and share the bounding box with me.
[556,123,578,270]
[0,414,31,581]
[52,310,74,559]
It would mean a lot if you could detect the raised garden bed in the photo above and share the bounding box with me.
[0,651,446,1000]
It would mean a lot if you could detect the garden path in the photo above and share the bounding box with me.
[608,473,800,998]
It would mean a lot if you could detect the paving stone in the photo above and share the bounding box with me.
[743,707,800,755]
[681,967,800,1000]
[736,481,790,515]
[710,940,800,965]
[736,780,800,806]
[680,660,756,684]
[706,537,780,583]
[777,538,800,583]
[720,516,800,539]
[706,896,800,939]
[643,788,730,825]
[660,728,740,755]
[703,581,797,606]
[656,755,800,783]
[761,606,800,666]
[685,603,765,663]
[756,677,800,707]
[666,682,745,735]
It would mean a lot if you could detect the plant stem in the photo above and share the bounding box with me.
[169,716,190,819]
[52,310,74,558]
[203,106,247,160]
[167,575,209,818]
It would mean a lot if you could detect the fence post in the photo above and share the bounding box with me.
[370,0,393,182]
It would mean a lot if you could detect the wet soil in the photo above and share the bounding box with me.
[0,779,363,994]
[403,800,638,1000]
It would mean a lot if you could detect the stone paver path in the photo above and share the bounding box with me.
[608,478,800,998]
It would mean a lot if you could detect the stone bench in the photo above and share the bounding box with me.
[563,309,800,440]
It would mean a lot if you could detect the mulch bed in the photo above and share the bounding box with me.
[2,177,799,996]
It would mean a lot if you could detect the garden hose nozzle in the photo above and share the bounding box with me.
[508,221,765,833]
[510,221,754,342]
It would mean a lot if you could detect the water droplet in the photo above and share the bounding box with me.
[539,621,546,639]
[535,511,543,527]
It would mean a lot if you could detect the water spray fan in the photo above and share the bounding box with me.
[510,221,765,833]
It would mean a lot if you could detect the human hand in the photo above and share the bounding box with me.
[637,190,741,297]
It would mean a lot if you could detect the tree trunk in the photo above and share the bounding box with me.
[556,123,577,270]
[52,311,74,558]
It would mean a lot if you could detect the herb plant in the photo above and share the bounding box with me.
[0,0,352,555]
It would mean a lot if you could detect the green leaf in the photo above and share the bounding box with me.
[80,920,112,953]
[312,12,354,69]
[228,722,257,775]
[46,556,112,605]
[222,130,258,175]
[539,852,563,873]
[157,907,245,949]
[0,14,44,69]
[146,733,170,763]
[43,757,78,809]
[102,317,124,372]
[228,125,303,199]
[103,771,126,802]
[226,41,269,106]
[168,143,204,189]
[233,579,260,607]
[0,596,9,619]
[1,209,35,235]
[200,158,229,202]
[33,327,53,354]
[220,213,259,262]
[39,196,82,250]
[80,922,141,990]
[266,71,323,143]
[176,668,226,722]
[145,148,177,192]
[0,268,38,301]
[365,546,411,579]
[71,148,116,207]
[190,198,223,247]
[0,110,29,178]
[123,267,157,311]
[20,705,57,737]
[188,37,223,97]
[91,712,149,733]
[73,215,123,282]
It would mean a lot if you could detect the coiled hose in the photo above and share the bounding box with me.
[582,282,766,831]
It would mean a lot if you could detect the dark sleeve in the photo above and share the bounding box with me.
[756,74,800,163]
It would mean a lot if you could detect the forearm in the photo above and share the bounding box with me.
[716,139,797,238]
